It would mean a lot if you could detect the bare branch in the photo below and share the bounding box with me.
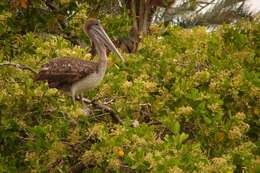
[82,98,124,125]
[117,0,122,7]
[0,63,38,74]
[196,0,217,14]
[197,0,216,5]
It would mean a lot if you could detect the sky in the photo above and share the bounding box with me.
[173,0,260,14]
[246,0,260,13]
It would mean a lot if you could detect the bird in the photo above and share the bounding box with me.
[34,18,125,103]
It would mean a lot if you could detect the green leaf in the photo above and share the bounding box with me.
[179,133,189,143]
[203,115,212,124]
[169,121,180,134]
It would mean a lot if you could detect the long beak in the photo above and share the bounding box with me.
[92,25,125,62]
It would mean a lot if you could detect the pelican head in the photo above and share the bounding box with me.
[83,18,125,62]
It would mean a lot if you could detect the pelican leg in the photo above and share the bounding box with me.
[71,89,76,104]
[72,95,76,103]
[80,93,84,104]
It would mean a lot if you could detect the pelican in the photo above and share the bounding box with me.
[35,18,125,102]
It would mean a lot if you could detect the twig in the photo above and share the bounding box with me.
[120,163,135,169]
[82,98,124,125]
[196,0,216,14]
[0,79,25,85]
[139,103,151,107]
[90,113,110,119]
[49,157,64,169]
[0,63,38,74]
[103,99,114,105]
[147,121,162,125]
[117,0,122,7]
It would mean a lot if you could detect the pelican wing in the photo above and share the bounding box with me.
[35,57,98,90]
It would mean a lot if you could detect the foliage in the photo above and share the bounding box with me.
[162,0,255,27]
[0,10,260,173]
[0,0,130,50]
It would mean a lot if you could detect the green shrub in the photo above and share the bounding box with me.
[0,18,259,172]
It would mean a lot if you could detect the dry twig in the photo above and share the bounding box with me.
[82,98,124,125]
[0,63,38,74]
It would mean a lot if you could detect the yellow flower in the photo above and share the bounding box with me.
[144,81,157,91]
[235,112,246,120]
[178,106,193,116]
[118,150,124,157]
[169,166,184,173]
[238,121,250,133]
[84,53,91,59]
[73,108,85,118]
[211,157,227,165]
[228,127,242,140]
[149,24,161,34]
[25,152,37,162]
[207,103,221,112]
[107,158,121,169]
[122,81,132,91]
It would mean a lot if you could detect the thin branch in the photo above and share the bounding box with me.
[197,0,216,5]
[120,163,135,169]
[0,63,38,74]
[117,0,122,7]
[103,99,114,105]
[196,0,216,14]
[82,98,124,125]
[49,157,65,169]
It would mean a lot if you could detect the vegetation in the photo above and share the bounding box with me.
[0,1,259,172]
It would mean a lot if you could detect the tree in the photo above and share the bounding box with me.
[1,1,259,172]
[0,0,255,56]
[158,0,254,27]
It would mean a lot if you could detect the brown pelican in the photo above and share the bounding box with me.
[35,19,125,102]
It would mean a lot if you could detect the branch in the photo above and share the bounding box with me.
[197,0,216,5]
[196,0,217,14]
[82,98,124,125]
[0,63,38,74]
[117,0,122,7]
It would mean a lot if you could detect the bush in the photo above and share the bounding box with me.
[0,18,259,172]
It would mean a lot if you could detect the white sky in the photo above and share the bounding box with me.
[174,0,260,14]
[246,0,260,13]
[199,0,260,14]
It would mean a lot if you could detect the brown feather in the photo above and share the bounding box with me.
[34,18,123,102]
[35,57,99,91]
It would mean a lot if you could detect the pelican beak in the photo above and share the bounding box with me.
[91,25,125,62]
